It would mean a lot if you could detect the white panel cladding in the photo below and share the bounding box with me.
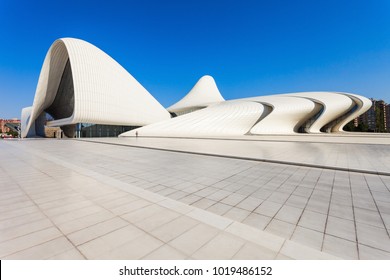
[331,93,372,132]
[283,92,355,133]
[120,91,371,137]
[21,107,35,137]
[22,38,170,138]
[21,37,373,138]
[22,41,69,138]
[120,100,264,137]
[63,38,170,125]
[167,75,225,115]
[242,96,321,134]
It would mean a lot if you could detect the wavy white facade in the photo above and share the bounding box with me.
[22,38,372,138]
[123,101,267,137]
[167,75,225,116]
[22,38,170,138]
[121,90,371,137]
[244,96,321,134]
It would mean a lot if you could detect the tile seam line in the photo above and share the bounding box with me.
[74,139,390,177]
[117,136,390,146]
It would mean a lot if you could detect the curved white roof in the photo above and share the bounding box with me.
[331,93,372,132]
[167,75,225,115]
[121,91,371,137]
[22,38,170,138]
[283,92,355,133]
[121,100,266,137]
[242,96,321,134]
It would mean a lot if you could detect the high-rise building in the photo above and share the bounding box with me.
[386,104,390,132]
[355,99,388,132]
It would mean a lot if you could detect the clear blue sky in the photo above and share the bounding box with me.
[1,0,390,119]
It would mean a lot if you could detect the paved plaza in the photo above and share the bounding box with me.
[1,135,390,259]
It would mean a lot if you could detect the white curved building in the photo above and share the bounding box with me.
[22,38,372,138]
[167,75,225,116]
[21,38,170,138]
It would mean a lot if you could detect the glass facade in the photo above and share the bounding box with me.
[77,123,139,138]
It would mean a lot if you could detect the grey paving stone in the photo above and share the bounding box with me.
[322,234,358,260]
[325,216,356,242]
[298,209,327,233]
[290,226,323,251]
[2,137,390,260]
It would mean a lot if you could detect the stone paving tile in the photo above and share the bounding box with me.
[134,209,181,232]
[3,237,75,260]
[142,244,188,260]
[267,192,291,204]
[1,138,390,259]
[0,212,47,231]
[169,223,220,255]
[356,222,390,252]
[382,213,390,232]
[241,212,271,230]
[0,227,63,258]
[0,218,54,243]
[354,207,385,228]
[191,198,216,209]
[285,195,309,209]
[358,244,390,260]
[265,219,296,239]
[274,205,303,224]
[0,205,42,221]
[280,240,340,260]
[0,200,35,213]
[325,216,356,242]
[55,209,115,235]
[47,248,86,260]
[220,193,247,206]
[232,242,278,259]
[67,217,128,246]
[206,202,232,215]
[322,234,359,260]
[298,210,327,232]
[120,204,167,223]
[191,233,245,260]
[290,226,323,251]
[236,196,264,212]
[150,215,199,243]
[100,234,164,260]
[254,201,283,217]
[328,203,354,221]
[77,225,145,258]
[223,207,251,222]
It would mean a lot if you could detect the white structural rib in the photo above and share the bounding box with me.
[120,100,265,137]
[331,93,372,132]
[167,75,225,115]
[22,38,170,138]
[21,107,35,138]
[283,92,354,133]
[242,96,321,134]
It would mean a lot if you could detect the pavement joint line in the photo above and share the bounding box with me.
[76,139,390,177]
[4,140,340,259]
[118,135,390,146]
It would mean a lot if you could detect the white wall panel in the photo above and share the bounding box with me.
[22,38,170,138]
[283,92,355,133]
[167,75,225,115]
[120,101,264,137]
[242,96,321,134]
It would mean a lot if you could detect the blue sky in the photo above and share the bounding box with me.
[0,0,389,118]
